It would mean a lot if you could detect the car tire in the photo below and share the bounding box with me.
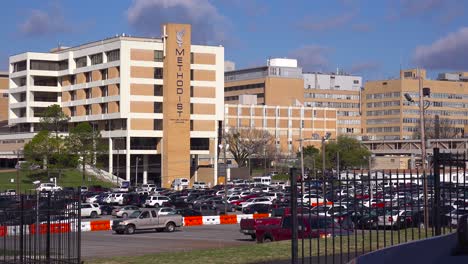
[165,222,176,232]
[116,230,124,235]
[126,225,135,235]
[231,207,236,212]
[122,213,128,218]
[262,236,273,243]
[250,234,256,240]
[155,203,160,208]
[90,211,98,218]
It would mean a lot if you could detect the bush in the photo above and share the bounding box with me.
[272,174,289,181]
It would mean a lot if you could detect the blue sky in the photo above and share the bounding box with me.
[2,0,468,81]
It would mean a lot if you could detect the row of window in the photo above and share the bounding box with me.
[367,118,400,125]
[225,93,264,101]
[225,83,264,92]
[69,102,116,116]
[337,119,361,125]
[68,85,116,100]
[337,111,360,117]
[304,93,359,100]
[230,107,323,117]
[403,109,468,117]
[366,127,400,133]
[307,102,360,108]
[367,100,400,108]
[366,109,400,116]
[76,49,120,68]
[366,92,400,100]
[403,117,468,125]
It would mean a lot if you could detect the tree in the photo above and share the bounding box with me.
[68,122,104,185]
[320,136,371,170]
[413,117,461,139]
[225,128,274,167]
[23,130,55,172]
[39,104,70,139]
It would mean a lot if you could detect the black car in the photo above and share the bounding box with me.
[242,203,271,214]
[100,205,114,215]
[176,208,202,217]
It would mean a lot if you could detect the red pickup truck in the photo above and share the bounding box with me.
[256,214,350,243]
[239,207,312,240]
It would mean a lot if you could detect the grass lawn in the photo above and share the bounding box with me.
[0,169,116,193]
[88,229,436,264]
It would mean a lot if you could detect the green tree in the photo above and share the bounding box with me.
[39,104,69,139]
[23,130,55,173]
[68,122,104,185]
[321,135,371,170]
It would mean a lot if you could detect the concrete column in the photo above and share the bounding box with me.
[213,138,218,186]
[126,136,131,181]
[227,167,231,182]
[108,137,113,176]
[143,155,148,184]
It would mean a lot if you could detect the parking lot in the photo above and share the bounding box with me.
[82,224,248,258]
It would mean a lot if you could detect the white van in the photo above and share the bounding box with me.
[171,178,189,190]
[253,176,271,186]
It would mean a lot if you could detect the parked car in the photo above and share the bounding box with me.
[154,207,177,216]
[176,208,203,217]
[112,209,183,234]
[112,205,140,218]
[193,182,207,190]
[240,197,272,209]
[240,216,282,240]
[81,203,101,218]
[145,195,171,207]
[171,178,189,190]
[100,205,114,216]
[242,204,272,214]
[141,184,156,192]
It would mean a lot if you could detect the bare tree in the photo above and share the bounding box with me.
[413,117,461,139]
[225,128,275,167]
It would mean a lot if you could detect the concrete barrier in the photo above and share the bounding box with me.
[202,216,220,225]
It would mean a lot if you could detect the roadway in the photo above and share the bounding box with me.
[81,224,250,259]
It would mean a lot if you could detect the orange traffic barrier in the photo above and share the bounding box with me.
[253,213,269,219]
[30,223,71,234]
[90,220,111,231]
[219,214,237,224]
[311,201,333,207]
[183,216,203,226]
[0,226,6,237]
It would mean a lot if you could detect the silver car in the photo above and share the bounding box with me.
[113,205,140,218]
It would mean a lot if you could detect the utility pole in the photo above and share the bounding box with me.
[322,137,326,195]
[135,157,140,187]
[418,68,429,229]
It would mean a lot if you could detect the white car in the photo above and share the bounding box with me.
[215,190,225,196]
[262,192,281,201]
[113,193,125,205]
[240,197,272,209]
[227,195,241,203]
[86,195,100,204]
[298,194,326,206]
[141,184,156,192]
[81,203,101,218]
[145,195,170,207]
[193,182,206,190]
[171,178,189,190]
[154,207,177,215]
[36,183,62,192]
[239,191,252,198]
[377,210,408,227]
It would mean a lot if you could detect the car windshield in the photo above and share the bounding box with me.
[129,211,141,218]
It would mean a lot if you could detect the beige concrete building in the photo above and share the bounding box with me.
[225,58,361,138]
[225,104,337,154]
[363,69,468,140]
[0,71,8,125]
[7,24,224,188]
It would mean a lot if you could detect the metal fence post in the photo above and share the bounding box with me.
[78,188,82,264]
[19,194,24,263]
[433,148,441,236]
[290,167,298,264]
[46,192,51,261]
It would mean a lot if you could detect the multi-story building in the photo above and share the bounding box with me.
[7,23,224,188]
[303,72,362,136]
[363,69,468,140]
[0,71,8,126]
[224,58,361,138]
[225,104,337,154]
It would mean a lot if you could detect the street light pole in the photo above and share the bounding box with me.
[135,157,140,188]
[322,137,326,195]
[418,68,429,229]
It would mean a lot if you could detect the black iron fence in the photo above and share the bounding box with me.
[0,191,81,264]
[288,148,468,263]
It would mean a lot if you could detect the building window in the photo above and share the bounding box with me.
[353,80,359,84]
[13,61,27,72]
[75,57,87,68]
[100,86,108,97]
[154,119,163,130]
[85,72,92,82]
[85,105,91,115]
[85,89,91,99]
[154,50,163,62]
[190,120,193,131]
[70,91,76,101]
[70,106,76,116]
[190,103,193,114]
[190,69,194,81]
[154,68,163,79]
[101,69,108,80]
[190,52,194,64]
[154,102,163,113]
[70,75,76,85]
[106,49,120,62]
[154,85,163,96]
[100,103,108,114]
[90,53,103,65]
[190,86,194,97]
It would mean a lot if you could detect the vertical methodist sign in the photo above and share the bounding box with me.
[162,24,191,188]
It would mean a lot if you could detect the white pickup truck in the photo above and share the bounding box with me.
[112,209,183,234]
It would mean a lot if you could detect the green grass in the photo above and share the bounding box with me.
[87,229,438,264]
[0,169,116,193]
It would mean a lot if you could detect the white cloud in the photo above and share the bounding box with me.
[19,3,69,37]
[413,27,468,70]
[127,0,231,45]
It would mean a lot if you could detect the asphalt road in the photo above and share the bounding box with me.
[81,224,251,259]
